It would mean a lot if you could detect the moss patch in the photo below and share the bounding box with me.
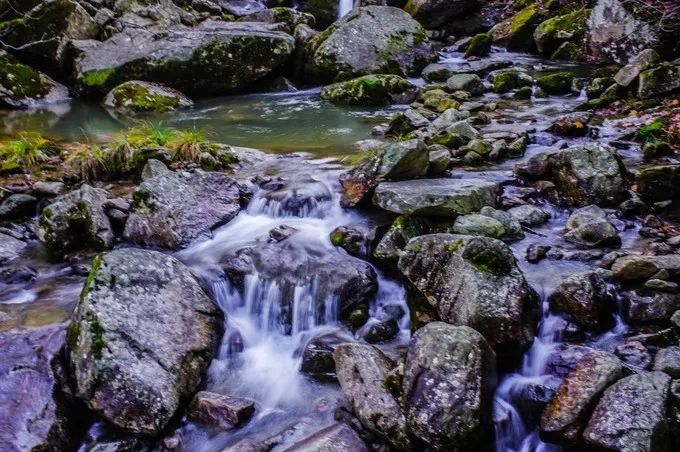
[536,72,575,95]
[109,82,182,113]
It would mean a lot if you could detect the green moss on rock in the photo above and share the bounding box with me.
[536,71,575,95]
[533,8,590,56]
[465,33,492,58]
[321,74,415,106]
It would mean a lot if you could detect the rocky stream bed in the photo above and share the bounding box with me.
[1,1,680,451]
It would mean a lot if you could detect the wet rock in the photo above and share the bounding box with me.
[583,372,671,451]
[653,346,680,378]
[622,291,680,324]
[309,6,435,80]
[388,108,430,135]
[638,63,680,99]
[222,234,378,325]
[37,185,114,256]
[464,32,492,58]
[526,244,550,263]
[612,254,680,281]
[373,215,431,271]
[299,332,349,381]
[0,50,69,109]
[398,234,539,355]
[446,73,484,96]
[615,340,652,370]
[339,139,429,207]
[71,20,295,96]
[540,350,623,445]
[587,0,661,64]
[490,5,543,51]
[140,158,171,181]
[296,0,337,29]
[536,72,575,95]
[329,225,376,258]
[549,271,615,331]
[548,112,591,137]
[31,181,66,197]
[0,324,84,451]
[187,392,255,429]
[427,145,452,175]
[68,249,221,434]
[124,170,241,250]
[404,322,497,451]
[0,0,97,68]
[321,75,416,106]
[508,204,549,226]
[636,164,680,202]
[223,438,268,452]
[534,9,590,56]
[453,214,506,239]
[564,205,620,248]
[546,345,595,378]
[0,194,37,220]
[372,178,498,217]
[240,7,315,34]
[614,49,659,87]
[103,81,193,114]
[489,69,533,94]
[478,206,524,241]
[361,317,399,343]
[403,0,476,29]
[282,422,367,452]
[333,343,409,448]
[515,143,628,207]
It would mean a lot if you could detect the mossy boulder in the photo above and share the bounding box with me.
[403,0,477,29]
[103,81,193,114]
[398,234,539,357]
[465,33,492,58]
[446,73,484,95]
[309,6,435,81]
[551,41,585,61]
[536,72,575,95]
[635,164,680,202]
[68,249,221,434]
[534,8,590,56]
[36,185,114,257]
[296,0,338,29]
[0,50,69,108]
[373,215,432,271]
[637,63,680,99]
[489,70,533,93]
[490,5,543,51]
[71,20,295,96]
[0,0,97,68]
[418,89,460,113]
[321,74,416,106]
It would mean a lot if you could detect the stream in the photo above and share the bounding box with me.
[0,44,661,451]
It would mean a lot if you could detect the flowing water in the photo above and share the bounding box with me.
[0,45,657,451]
[338,0,354,18]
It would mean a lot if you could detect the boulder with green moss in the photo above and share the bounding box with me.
[490,5,543,51]
[296,0,338,29]
[637,63,680,99]
[0,0,97,68]
[71,20,295,96]
[536,72,575,95]
[515,143,628,206]
[635,164,680,202]
[321,75,416,106]
[373,215,432,271]
[124,168,242,250]
[534,8,590,56]
[551,42,585,61]
[37,185,114,257]
[398,234,539,356]
[446,73,484,95]
[103,81,193,114]
[309,6,435,81]
[403,0,477,29]
[417,89,460,113]
[0,50,69,108]
[489,70,533,93]
[67,248,221,434]
[464,33,492,58]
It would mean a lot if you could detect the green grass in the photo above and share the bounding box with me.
[0,133,58,173]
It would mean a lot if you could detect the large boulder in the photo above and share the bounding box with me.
[515,143,628,206]
[103,81,193,114]
[221,232,378,328]
[67,249,221,434]
[549,271,615,331]
[404,323,496,451]
[123,169,242,250]
[0,50,69,108]
[587,0,662,64]
[583,372,671,451]
[283,423,367,452]
[71,20,295,96]
[296,0,338,30]
[638,63,680,99]
[534,8,590,56]
[339,139,429,207]
[398,234,539,355]
[308,6,435,81]
[635,164,680,202]
[403,0,477,29]
[0,324,84,451]
[611,254,680,282]
[0,0,97,68]
[321,74,416,106]
[372,178,499,217]
[540,350,623,445]
[333,343,409,448]
[37,185,114,257]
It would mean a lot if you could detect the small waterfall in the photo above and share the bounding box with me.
[338,0,353,18]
